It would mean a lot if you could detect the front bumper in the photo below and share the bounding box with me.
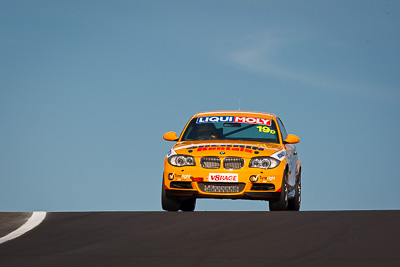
[165,187,280,200]
[163,158,285,200]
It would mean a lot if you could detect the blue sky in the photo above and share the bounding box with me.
[1,0,399,211]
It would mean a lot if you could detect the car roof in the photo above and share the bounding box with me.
[193,110,277,119]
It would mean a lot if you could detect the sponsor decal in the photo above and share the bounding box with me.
[277,152,285,158]
[207,173,238,182]
[197,116,271,126]
[270,149,286,161]
[166,148,177,158]
[260,176,276,182]
[174,174,191,180]
[197,116,233,123]
[187,144,264,154]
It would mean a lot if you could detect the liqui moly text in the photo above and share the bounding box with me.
[197,116,271,126]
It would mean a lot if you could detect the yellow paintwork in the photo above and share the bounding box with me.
[163,131,179,141]
[163,111,300,200]
[284,134,300,144]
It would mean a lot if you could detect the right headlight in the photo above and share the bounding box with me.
[168,155,196,167]
[249,157,280,169]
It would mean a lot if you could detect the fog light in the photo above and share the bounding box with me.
[249,175,258,182]
[168,173,175,180]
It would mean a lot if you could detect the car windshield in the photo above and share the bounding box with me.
[181,116,280,143]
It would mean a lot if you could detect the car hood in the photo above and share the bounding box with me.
[169,140,285,160]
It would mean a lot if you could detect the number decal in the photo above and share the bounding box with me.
[257,126,276,134]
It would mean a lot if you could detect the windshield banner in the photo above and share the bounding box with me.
[197,116,271,126]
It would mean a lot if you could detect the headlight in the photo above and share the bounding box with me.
[168,155,196,167]
[249,157,280,169]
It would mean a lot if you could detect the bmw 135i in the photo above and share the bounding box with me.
[162,111,301,211]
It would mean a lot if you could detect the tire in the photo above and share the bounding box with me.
[180,198,196,212]
[161,180,180,211]
[269,172,289,211]
[288,173,301,211]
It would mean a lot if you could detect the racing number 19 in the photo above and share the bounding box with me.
[257,126,276,134]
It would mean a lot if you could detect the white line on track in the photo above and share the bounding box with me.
[0,211,47,245]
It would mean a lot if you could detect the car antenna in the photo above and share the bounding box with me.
[238,99,241,111]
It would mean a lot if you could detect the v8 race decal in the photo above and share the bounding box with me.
[197,116,271,126]
[207,173,238,182]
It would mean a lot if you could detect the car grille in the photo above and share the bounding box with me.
[223,157,244,170]
[198,182,246,193]
[200,157,245,170]
[200,157,220,169]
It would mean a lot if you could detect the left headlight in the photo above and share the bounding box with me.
[168,155,196,167]
[249,157,280,169]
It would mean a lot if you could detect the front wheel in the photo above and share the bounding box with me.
[269,172,288,211]
[161,180,180,211]
[180,198,196,212]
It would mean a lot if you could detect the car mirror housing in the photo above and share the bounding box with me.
[284,134,300,144]
[163,131,179,141]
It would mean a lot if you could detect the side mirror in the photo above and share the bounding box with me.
[163,131,179,141]
[284,134,300,144]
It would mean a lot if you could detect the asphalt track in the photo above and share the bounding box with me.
[0,213,31,238]
[0,211,399,267]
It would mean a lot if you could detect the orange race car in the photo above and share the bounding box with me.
[162,111,301,211]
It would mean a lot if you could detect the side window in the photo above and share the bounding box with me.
[277,117,288,141]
